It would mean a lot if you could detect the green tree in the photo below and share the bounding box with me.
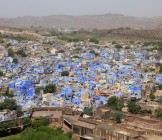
[156,110,162,119]
[61,71,69,76]
[115,44,122,49]
[112,112,123,123]
[22,118,31,126]
[44,84,56,93]
[13,58,18,64]
[83,107,93,116]
[89,50,100,57]
[16,106,24,117]
[1,126,72,140]
[149,93,156,100]
[0,70,3,77]
[73,47,82,52]
[21,52,27,57]
[5,88,14,98]
[0,99,18,111]
[16,49,27,57]
[108,96,118,107]
[108,96,124,111]
[159,84,162,90]
[127,101,141,114]
[31,117,49,129]
[8,48,14,57]
[72,55,80,59]
[35,86,44,95]
[16,49,24,55]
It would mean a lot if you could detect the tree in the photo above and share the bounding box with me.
[35,86,44,95]
[16,49,27,57]
[44,84,56,93]
[13,58,18,64]
[89,50,100,57]
[156,110,162,119]
[160,66,162,73]
[3,126,72,140]
[73,47,82,52]
[16,49,24,55]
[72,55,80,59]
[22,118,31,126]
[8,48,14,57]
[16,106,24,117]
[108,96,118,107]
[0,70,3,77]
[112,112,123,123]
[5,88,14,97]
[61,71,69,76]
[108,96,124,111]
[115,44,122,49]
[0,99,18,111]
[159,84,162,90]
[149,93,156,100]
[127,101,141,114]
[83,107,93,116]
[21,52,27,57]
[31,117,48,128]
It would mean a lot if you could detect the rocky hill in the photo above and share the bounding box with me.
[0,14,162,29]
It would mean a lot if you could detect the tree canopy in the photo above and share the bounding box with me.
[35,86,44,95]
[127,101,141,114]
[0,117,72,140]
[115,44,122,49]
[0,70,3,77]
[16,49,27,57]
[72,55,80,59]
[108,96,124,111]
[16,106,24,117]
[5,88,14,98]
[61,71,69,76]
[1,126,72,140]
[112,112,123,123]
[156,110,162,119]
[31,117,48,129]
[44,84,56,93]
[83,107,93,116]
[149,93,156,100]
[8,48,14,57]
[89,50,100,57]
[13,58,18,64]
[0,99,18,111]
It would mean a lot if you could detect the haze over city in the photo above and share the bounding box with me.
[0,0,162,18]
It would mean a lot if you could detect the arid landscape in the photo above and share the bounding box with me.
[1,14,162,29]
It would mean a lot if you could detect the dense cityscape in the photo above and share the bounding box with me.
[1,0,162,140]
[0,29,162,139]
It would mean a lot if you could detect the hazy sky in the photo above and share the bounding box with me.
[0,0,162,18]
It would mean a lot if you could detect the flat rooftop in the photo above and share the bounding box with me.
[32,111,62,118]
[64,115,96,129]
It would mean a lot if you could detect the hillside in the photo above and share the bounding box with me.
[157,23,162,30]
[0,14,162,29]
